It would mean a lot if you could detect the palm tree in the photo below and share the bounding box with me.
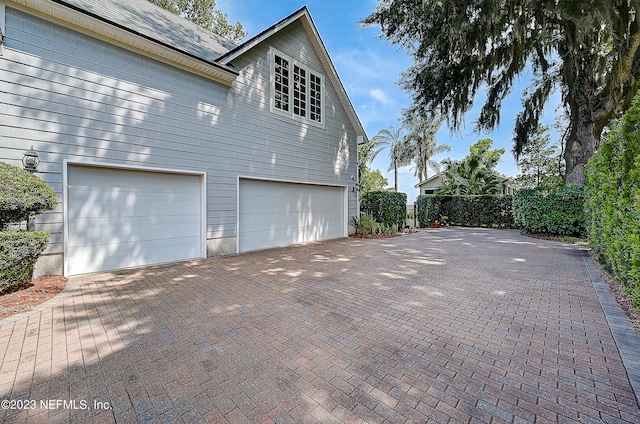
[438,141,510,195]
[405,117,451,182]
[368,125,412,191]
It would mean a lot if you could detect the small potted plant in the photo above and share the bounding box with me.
[439,215,449,227]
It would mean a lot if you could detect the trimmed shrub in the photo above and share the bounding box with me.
[513,186,586,236]
[416,195,443,227]
[1,162,56,289]
[0,231,50,292]
[360,191,407,227]
[585,95,640,307]
[0,162,57,229]
[416,195,514,228]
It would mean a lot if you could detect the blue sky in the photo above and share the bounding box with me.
[218,0,563,201]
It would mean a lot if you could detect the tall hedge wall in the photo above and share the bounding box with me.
[416,195,514,228]
[585,96,640,307]
[512,186,586,236]
[360,191,407,227]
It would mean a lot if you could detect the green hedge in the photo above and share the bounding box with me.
[0,162,56,289]
[512,186,586,236]
[360,191,407,227]
[585,96,640,307]
[0,231,50,292]
[0,162,57,229]
[416,195,514,228]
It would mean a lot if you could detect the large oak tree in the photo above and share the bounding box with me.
[364,0,640,184]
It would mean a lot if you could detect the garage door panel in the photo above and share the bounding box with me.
[67,165,203,275]
[69,167,200,192]
[248,199,343,215]
[67,216,201,247]
[239,179,345,252]
[240,210,344,230]
[67,236,201,276]
[68,191,200,218]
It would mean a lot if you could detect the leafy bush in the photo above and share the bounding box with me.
[352,214,378,236]
[513,186,586,236]
[585,96,640,307]
[352,215,399,237]
[416,195,514,228]
[360,191,407,227]
[0,231,50,292]
[0,162,56,289]
[0,162,57,229]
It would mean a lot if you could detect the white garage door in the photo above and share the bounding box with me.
[66,165,204,275]
[239,179,346,252]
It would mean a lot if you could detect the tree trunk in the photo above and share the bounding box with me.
[563,48,612,185]
[562,16,640,184]
[394,165,398,192]
[564,118,600,185]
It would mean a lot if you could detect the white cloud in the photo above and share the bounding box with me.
[369,88,392,105]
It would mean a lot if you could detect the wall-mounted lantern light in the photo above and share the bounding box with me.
[22,145,40,173]
[0,27,5,56]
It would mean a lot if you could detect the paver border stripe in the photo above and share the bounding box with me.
[581,248,640,408]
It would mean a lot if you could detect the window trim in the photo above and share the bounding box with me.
[270,48,325,128]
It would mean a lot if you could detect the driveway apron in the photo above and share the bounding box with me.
[1,228,639,423]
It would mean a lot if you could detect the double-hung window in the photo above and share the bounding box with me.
[271,49,324,126]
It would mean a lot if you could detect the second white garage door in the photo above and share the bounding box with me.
[66,164,204,275]
[238,179,346,252]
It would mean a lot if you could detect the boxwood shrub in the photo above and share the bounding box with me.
[513,185,586,236]
[0,162,57,229]
[0,230,50,292]
[360,191,407,227]
[0,162,57,291]
[416,195,514,228]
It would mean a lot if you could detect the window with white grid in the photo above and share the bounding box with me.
[293,65,307,117]
[274,54,289,112]
[309,73,322,123]
[271,49,324,126]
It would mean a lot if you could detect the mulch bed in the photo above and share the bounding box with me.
[349,233,406,239]
[0,276,67,320]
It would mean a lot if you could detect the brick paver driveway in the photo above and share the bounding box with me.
[1,228,639,423]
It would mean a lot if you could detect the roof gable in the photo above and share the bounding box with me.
[219,7,366,139]
[415,172,445,189]
[7,1,365,137]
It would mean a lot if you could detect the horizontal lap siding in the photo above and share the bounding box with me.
[228,21,359,208]
[0,8,359,255]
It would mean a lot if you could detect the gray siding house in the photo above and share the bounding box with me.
[415,173,445,195]
[0,0,365,276]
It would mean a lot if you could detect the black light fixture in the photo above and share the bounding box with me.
[22,145,40,173]
[0,26,5,55]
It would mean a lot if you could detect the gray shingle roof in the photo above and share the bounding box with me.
[58,0,237,64]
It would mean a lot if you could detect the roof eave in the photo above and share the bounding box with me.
[414,172,444,188]
[9,0,238,85]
